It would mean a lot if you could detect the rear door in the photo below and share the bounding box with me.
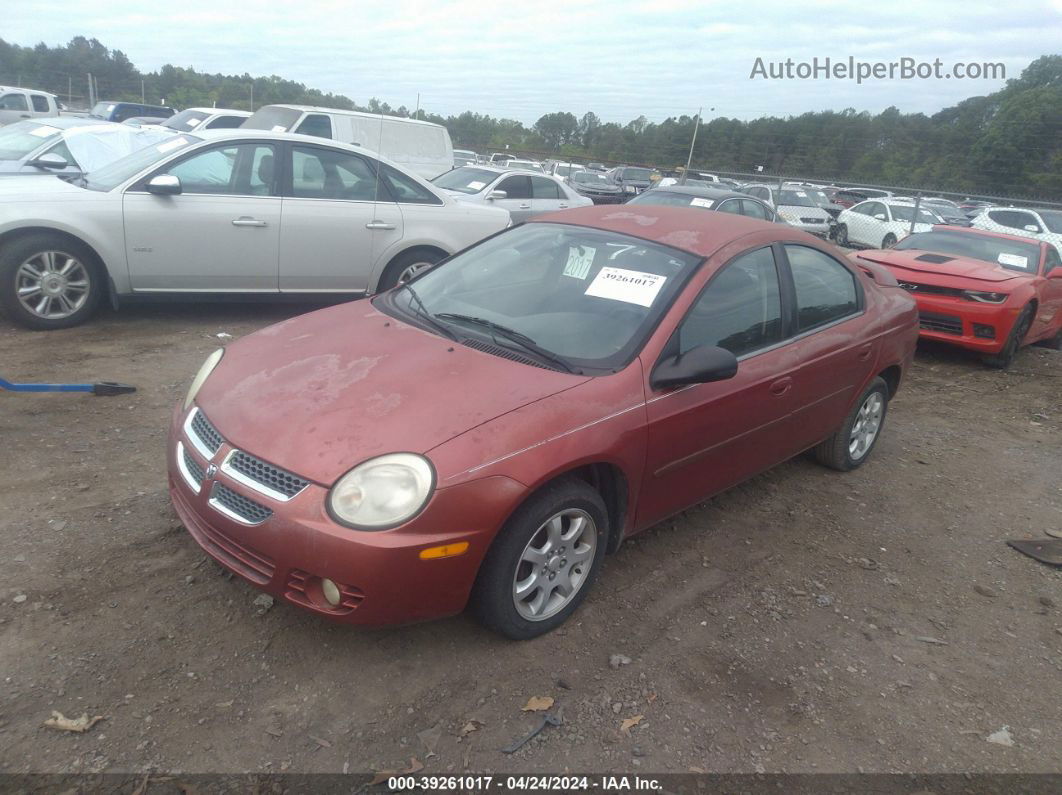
[530,175,567,216]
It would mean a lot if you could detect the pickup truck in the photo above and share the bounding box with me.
[0,87,60,126]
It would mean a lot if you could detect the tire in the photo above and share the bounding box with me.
[834,224,849,247]
[982,304,1035,369]
[377,248,445,292]
[882,233,897,249]
[470,478,608,640]
[814,377,889,472]
[0,233,103,330]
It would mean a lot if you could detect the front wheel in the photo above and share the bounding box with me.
[814,377,889,472]
[834,224,849,247]
[0,234,103,330]
[982,304,1035,369]
[882,233,897,249]
[470,478,608,639]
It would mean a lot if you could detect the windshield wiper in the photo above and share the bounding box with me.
[435,313,577,374]
[401,284,457,341]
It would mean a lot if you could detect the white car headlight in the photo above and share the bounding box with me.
[624,185,636,193]
[183,348,224,410]
[329,453,435,530]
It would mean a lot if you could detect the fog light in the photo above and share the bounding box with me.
[973,324,996,339]
[321,578,341,606]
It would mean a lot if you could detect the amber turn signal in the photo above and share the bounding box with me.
[419,541,470,560]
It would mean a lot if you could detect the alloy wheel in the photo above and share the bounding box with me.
[15,251,91,320]
[848,392,883,461]
[398,261,434,284]
[512,508,597,621]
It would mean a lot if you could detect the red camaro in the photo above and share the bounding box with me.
[168,207,917,639]
[849,226,1062,367]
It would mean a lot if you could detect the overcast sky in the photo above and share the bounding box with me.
[5,0,1061,124]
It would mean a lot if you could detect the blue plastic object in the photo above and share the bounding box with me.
[0,376,135,396]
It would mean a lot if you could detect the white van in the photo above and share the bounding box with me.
[242,104,453,179]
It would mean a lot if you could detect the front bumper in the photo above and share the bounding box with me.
[167,405,526,626]
[910,293,1020,354]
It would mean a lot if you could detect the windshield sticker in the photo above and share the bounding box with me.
[271,125,288,132]
[156,136,189,153]
[30,125,60,138]
[795,191,807,197]
[563,246,596,279]
[186,117,202,127]
[467,180,486,190]
[689,197,713,209]
[585,266,667,307]
[997,252,1029,269]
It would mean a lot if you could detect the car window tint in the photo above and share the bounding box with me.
[30,95,50,112]
[678,247,783,357]
[45,140,74,166]
[531,176,561,200]
[740,199,768,220]
[785,245,859,331]
[716,199,742,215]
[292,145,378,200]
[381,163,441,204]
[989,210,1039,231]
[295,114,333,139]
[496,175,531,200]
[167,144,276,196]
[0,93,29,111]
[205,115,246,129]
[1044,246,1061,275]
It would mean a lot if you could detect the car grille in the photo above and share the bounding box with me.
[181,444,205,492]
[225,450,309,500]
[189,409,224,455]
[919,312,963,335]
[800,217,826,224]
[209,482,273,525]
[175,489,276,584]
[900,282,964,298]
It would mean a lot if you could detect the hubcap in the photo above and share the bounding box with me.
[513,508,596,621]
[398,261,433,284]
[15,251,90,319]
[849,392,883,461]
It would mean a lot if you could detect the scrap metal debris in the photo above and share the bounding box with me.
[503,705,563,753]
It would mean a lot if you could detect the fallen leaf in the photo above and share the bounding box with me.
[647,692,657,704]
[689,766,707,773]
[460,719,484,736]
[369,758,424,786]
[620,714,644,734]
[522,696,554,712]
[43,711,105,733]
[310,735,332,748]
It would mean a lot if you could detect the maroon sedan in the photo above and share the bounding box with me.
[169,207,917,639]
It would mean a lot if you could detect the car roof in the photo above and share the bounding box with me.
[21,117,110,130]
[258,104,443,128]
[183,107,252,116]
[644,186,749,201]
[926,224,1049,248]
[0,86,57,97]
[530,205,797,257]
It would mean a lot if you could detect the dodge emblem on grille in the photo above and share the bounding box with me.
[205,464,219,479]
[899,282,919,291]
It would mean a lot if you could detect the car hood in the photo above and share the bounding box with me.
[855,249,1023,284]
[195,300,590,485]
[0,174,93,199]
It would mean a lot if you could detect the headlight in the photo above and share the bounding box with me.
[962,290,1008,304]
[328,453,435,530]
[624,185,636,193]
[183,348,224,410]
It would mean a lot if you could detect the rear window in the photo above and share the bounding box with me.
[163,109,211,131]
[242,106,303,132]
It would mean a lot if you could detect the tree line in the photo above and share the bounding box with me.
[1,37,1059,200]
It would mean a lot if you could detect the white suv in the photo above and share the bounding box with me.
[971,207,1062,255]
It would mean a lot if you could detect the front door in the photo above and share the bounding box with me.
[492,175,534,222]
[638,246,801,528]
[124,142,281,291]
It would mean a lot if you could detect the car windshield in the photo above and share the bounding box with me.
[161,109,211,131]
[241,106,302,131]
[509,161,541,171]
[890,204,941,224]
[622,168,654,181]
[0,121,60,160]
[432,166,496,194]
[382,223,700,371]
[572,171,610,185]
[803,189,832,206]
[778,189,817,207]
[1039,210,1062,233]
[894,230,1041,273]
[82,134,202,192]
[553,164,579,177]
[629,191,715,209]
[924,199,961,212]
[89,102,117,118]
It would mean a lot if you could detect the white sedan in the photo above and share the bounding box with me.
[0,129,510,329]
[835,199,942,249]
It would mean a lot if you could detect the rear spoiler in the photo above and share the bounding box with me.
[848,254,900,287]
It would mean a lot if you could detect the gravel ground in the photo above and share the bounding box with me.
[1,297,1060,776]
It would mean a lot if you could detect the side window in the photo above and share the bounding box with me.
[294,114,333,139]
[749,187,768,200]
[166,144,276,196]
[0,93,29,111]
[677,247,783,357]
[865,202,885,219]
[380,164,441,205]
[785,245,859,332]
[496,175,531,200]
[1043,246,1061,275]
[740,199,768,220]
[205,115,246,129]
[715,199,743,215]
[45,140,74,166]
[531,176,561,200]
[30,95,50,112]
[291,145,377,200]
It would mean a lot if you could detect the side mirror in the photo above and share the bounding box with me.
[651,345,738,390]
[1024,224,1041,232]
[29,152,69,170]
[874,213,887,221]
[146,174,181,195]
[486,190,507,200]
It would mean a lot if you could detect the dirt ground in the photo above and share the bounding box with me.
[1,295,1061,777]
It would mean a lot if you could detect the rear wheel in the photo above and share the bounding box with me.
[982,304,1035,369]
[814,377,889,472]
[882,233,897,249]
[377,249,445,292]
[834,224,849,247]
[0,233,103,330]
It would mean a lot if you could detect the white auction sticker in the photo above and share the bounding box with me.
[467,180,486,190]
[271,125,288,132]
[563,245,595,279]
[997,252,1029,269]
[689,197,713,209]
[29,125,60,138]
[585,266,666,307]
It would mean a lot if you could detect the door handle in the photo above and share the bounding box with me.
[365,221,396,230]
[518,203,531,209]
[231,217,268,227]
[20,114,31,119]
[769,377,793,396]
[559,204,569,209]
[857,343,873,361]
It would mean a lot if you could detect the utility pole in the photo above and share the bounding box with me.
[141,79,145,104]
[67,76,72,105]
[680,107,701,186]
[249,82,254,111]
[87,73,94,108]
[415,93,420,120]
[909,192,922,237]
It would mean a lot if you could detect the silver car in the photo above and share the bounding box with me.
[0,117,173,178]
[0,129,510,329]
[432,165,592,223]
[742,183,833,237]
